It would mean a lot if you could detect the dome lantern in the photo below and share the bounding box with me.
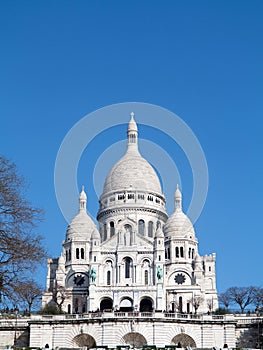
[101,114,164,196]
[79,185,87,211]
[174,184,182,212]
[126,112,139,154]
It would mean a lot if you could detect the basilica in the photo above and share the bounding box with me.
[42,114,218,316]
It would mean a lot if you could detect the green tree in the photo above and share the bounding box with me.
[0,156,46,303]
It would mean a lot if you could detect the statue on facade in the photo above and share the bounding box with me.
[157,265,163,280]
[90,267,96,282]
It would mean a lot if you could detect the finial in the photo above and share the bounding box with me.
[79,185,87,211]
[174,184,182,211]
[82,185,85,192]
[126,112,139,153]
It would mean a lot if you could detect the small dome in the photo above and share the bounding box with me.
[66,187,97,240]
[164,210,195,237]
[164,186,195,237]
[66,211,97,240]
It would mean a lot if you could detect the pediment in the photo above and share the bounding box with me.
[101,232,153,250]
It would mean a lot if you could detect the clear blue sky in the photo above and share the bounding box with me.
[0,0,262,293]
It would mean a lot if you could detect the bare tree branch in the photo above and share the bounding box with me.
[0,156,47,303]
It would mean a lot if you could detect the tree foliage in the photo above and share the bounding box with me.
[0,156,46,302]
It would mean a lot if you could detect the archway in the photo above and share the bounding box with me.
[120,297,133,312]
[72,333,96,348]
[171,334,196,347]
[122,332,147,348]
[139,297,153,312]
[100,297,113,311]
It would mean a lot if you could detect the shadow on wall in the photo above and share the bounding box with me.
[16,329,30,347]
[237,322,263,348]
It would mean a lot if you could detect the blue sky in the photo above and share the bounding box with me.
[0,0,262,293]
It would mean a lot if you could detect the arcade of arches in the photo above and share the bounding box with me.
[72,332,196,349]
[100,297,153,312]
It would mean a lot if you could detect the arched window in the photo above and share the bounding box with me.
[107,271,111,285]
[148,221,153,237]
[175,247,179,258]
[81,248,84,259]
[66,250,68,262]
[82,303,86,313]
[67,304,71,314]
[110,221,115,237]
[124,257,132,278]
[69,249,71,261]
[179,296,183,313]
[76,248,79,259]
[167,247,170,259]
[180,247,184,258]
[145,270,149,285]
[103,223,107,241]
[187,303,190,313]
[74,298,79,313]
[138,219,145,235]
[192,248,195,259]
[188,247,191,258]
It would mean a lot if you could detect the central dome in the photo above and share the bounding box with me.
[103,152,162,194]
[102,114,162,196]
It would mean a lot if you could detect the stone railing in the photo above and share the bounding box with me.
[30,311,236,322]
[0,318,29,327]
[234,314,263,325]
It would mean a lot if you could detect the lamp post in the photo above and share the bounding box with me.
[13,307,19,349]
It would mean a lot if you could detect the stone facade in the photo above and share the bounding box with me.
[2,313,263,349]
[40,115,221,347]
[29,313,236,348]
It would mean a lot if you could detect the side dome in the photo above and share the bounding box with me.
[164,211,195,237]
[102,114,162,195]
[66,187,99,240]
[164,186,195,237]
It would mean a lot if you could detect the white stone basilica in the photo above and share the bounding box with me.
[42,114,218,317]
